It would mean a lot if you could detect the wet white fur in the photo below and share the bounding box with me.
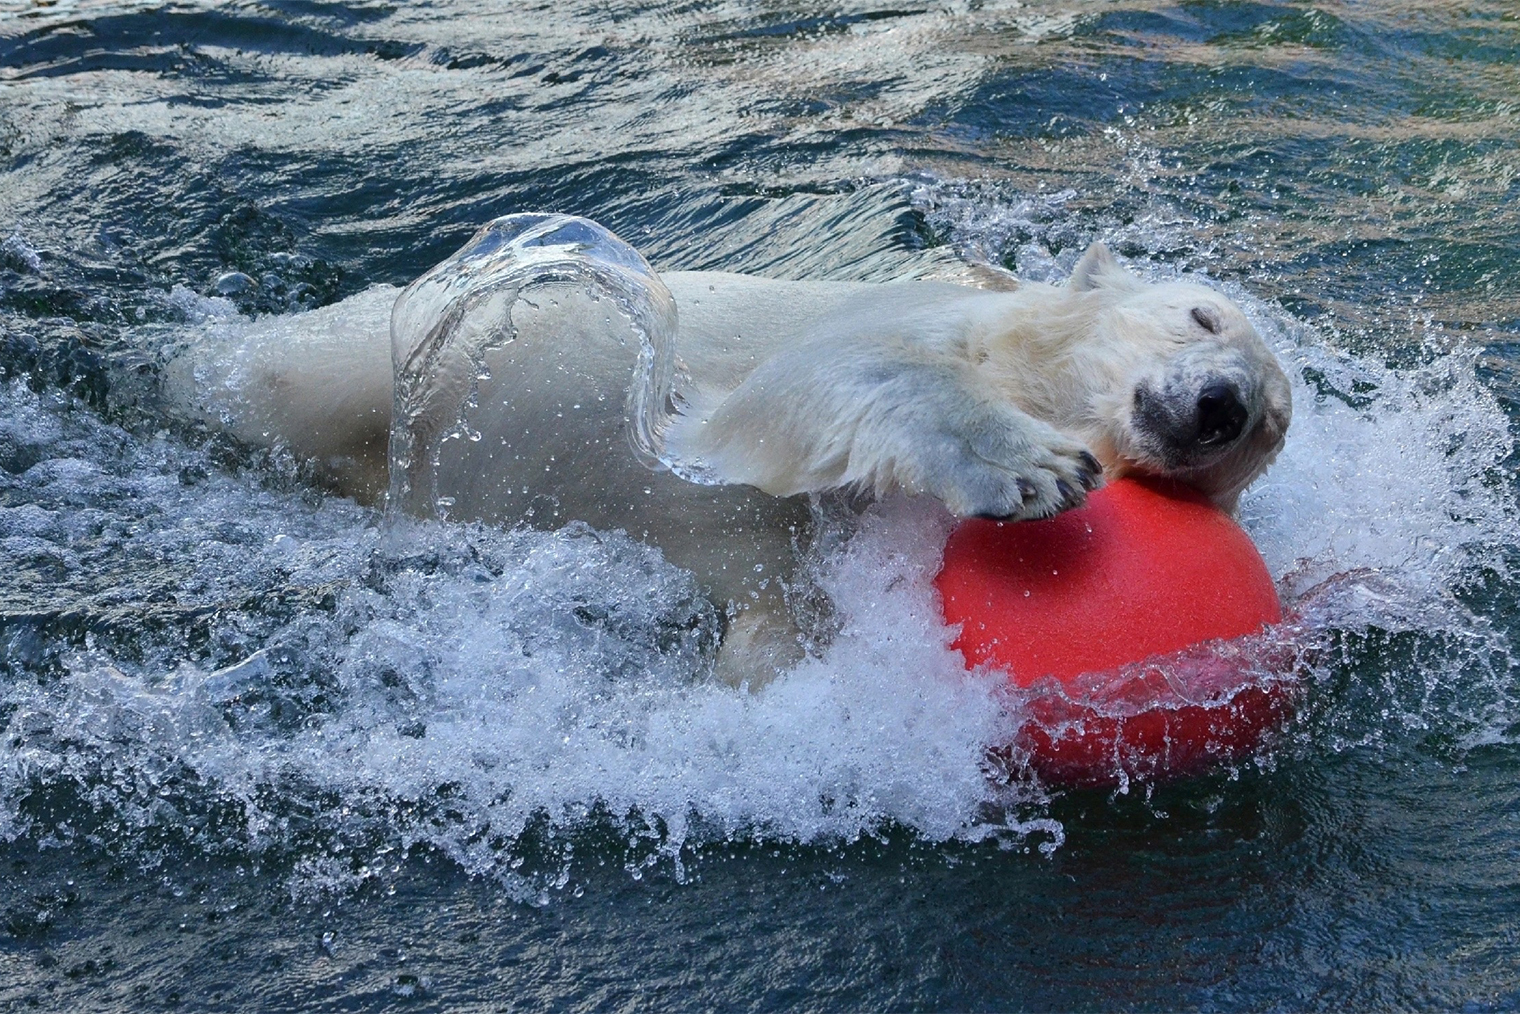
[665,243,1288,516]
[167,242,1291,681]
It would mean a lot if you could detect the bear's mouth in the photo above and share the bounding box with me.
[1128,380,1253,471]
[1110,379,1290,513]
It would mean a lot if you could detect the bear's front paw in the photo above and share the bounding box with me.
[927,406,1102,521]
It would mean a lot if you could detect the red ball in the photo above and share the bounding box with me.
[934,477,1294,787]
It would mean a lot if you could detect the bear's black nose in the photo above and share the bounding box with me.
[1196,383,1247,446]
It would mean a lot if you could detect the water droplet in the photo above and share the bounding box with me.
[213,271,256,296]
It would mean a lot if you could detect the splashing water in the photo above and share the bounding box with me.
[1,177,1516,903]
[388,213,696,519]
[0,373,1042,903]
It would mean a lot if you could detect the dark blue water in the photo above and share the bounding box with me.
[2,2,1519,1010]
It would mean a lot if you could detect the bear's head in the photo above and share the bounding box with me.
[1059,242,1293,512]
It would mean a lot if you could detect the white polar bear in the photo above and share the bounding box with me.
[168,214,1291,680]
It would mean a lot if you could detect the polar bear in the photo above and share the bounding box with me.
[168,214,1291,680]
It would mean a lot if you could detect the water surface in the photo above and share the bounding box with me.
[2,1,1519,1010]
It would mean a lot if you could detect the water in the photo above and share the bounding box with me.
[1,1,1519,1009]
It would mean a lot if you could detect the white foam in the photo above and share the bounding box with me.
[161,282,239,324]
[0,382,1042,898]
[1242,334,1514,601]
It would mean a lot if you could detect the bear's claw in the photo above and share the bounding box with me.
[1078,451,1103,486]
[925,401,1103,522]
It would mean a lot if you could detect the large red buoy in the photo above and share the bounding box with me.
[935,477,1294,787]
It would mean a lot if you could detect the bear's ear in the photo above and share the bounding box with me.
[1069,242,1137,292]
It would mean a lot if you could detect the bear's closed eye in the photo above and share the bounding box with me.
[1191,306,1221,334]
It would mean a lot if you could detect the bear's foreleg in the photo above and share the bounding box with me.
[669,337,1102,520]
